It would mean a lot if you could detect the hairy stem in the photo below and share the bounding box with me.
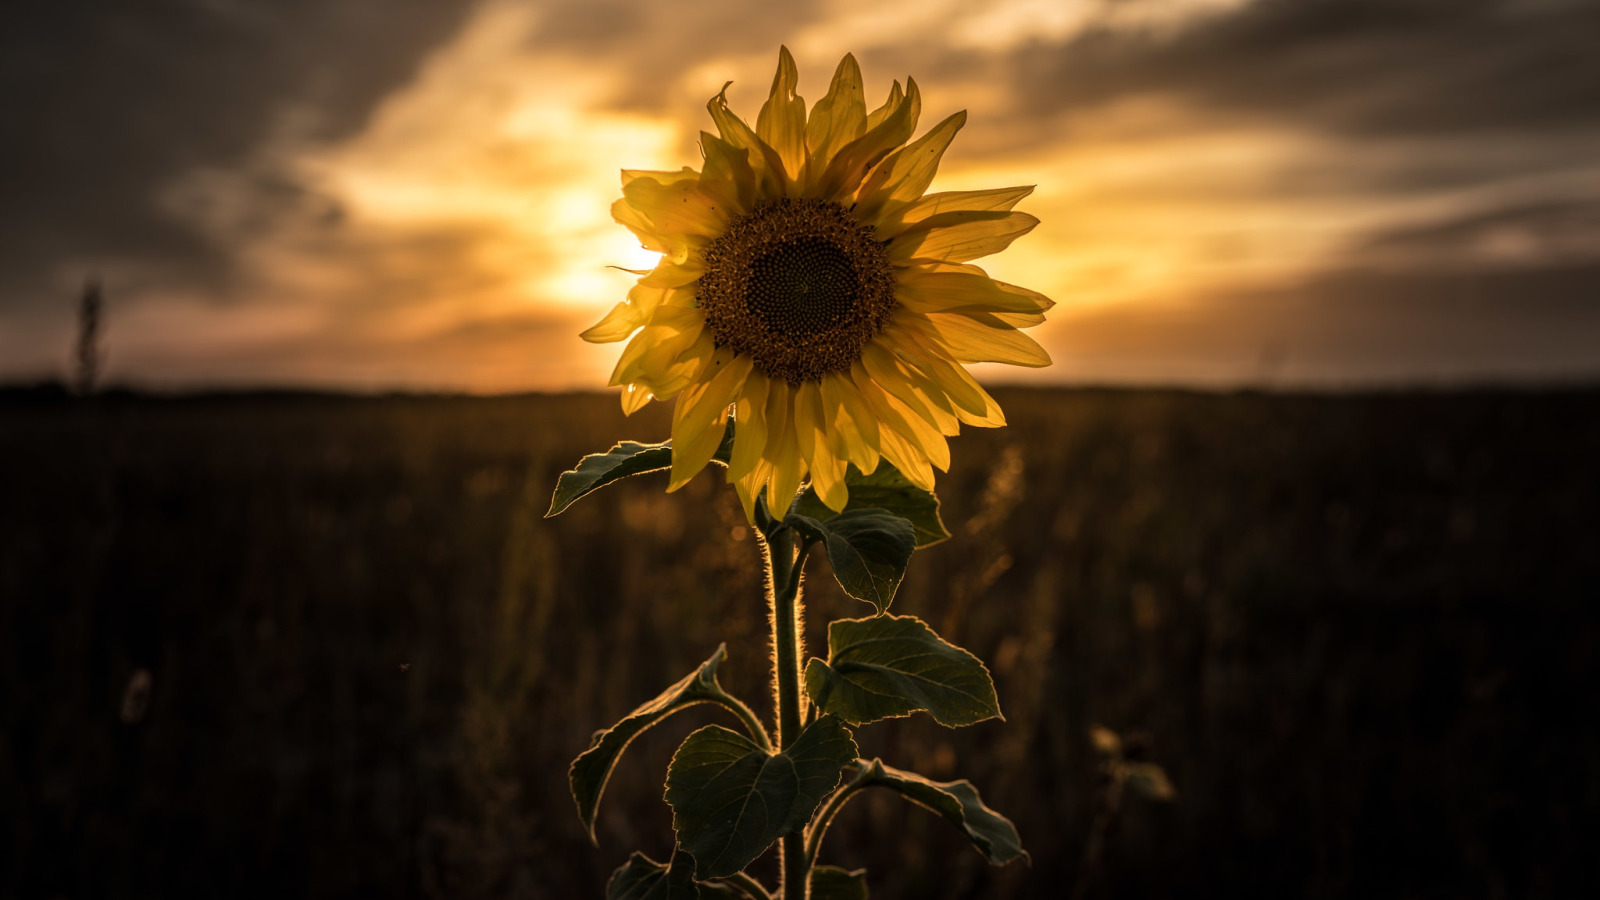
[762,517,811,899]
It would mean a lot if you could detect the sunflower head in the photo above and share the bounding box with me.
[585,47,1053,518]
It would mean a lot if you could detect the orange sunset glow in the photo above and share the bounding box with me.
[5,0,1599,391]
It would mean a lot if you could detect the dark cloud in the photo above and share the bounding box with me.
[1052,261,1600,385]
[0,0,478,293]
[1014,0,1600,138]
[1355,199,1600,268]
[526,0,826,110]
[5,0,1597,388]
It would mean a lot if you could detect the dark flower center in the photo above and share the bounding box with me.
[746,237,859,337]
[697,198,896,384]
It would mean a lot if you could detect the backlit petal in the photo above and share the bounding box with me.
[917,311,1052,367]
[709,84,787,199]
[756,47,807,187]
[894,268,1055,316]
[805,54,867,172]
[763,381,805,511]
[729,370,772,481]
[855,110,966,222]
[887,210,1039,264]
[794,382,849,512]
[669,354,752,491]
[877,185,1034,239]
[814,78,921,202]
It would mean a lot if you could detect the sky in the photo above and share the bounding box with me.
[4,0,1599,392]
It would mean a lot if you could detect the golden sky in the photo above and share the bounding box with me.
[4,0,1599,390]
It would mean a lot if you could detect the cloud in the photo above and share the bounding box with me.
[4,0,1597,390]
[1011,0,1600,138]
[1354,198,1600,270]
[1033,261,1600,387]
[0,0,478,293]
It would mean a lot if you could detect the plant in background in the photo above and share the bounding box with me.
[548,48,1052,899]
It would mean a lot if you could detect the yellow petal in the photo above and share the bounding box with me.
[605,282,684,333]
[609,307,705,386]
[894,268,1055,316]
[876,185,1034,238]
[855,110,966,222]
[728,369,772,480]
[794,382,849,512]
[733,460,772,522]
[756,46,807,187]
[814,78,922,202]
[668,407,730,493]
[918,311,1052,368]
[805,54,867,173]
[852,367,951,472]
[612,197,706,265]
[992,310,1048,328]
[862,343,958,437]
[581,301,642,344]
[820,371,881,474]
[887,210,1039,264]
[620,384,655,416]
[611,197,671,255]
[621,166,698,189]
[880,328,1005,426]
[638,259,705,289]
[708,83,787,199]
[808,447,849,512]
[700,131,756,213]
[876,420,936,491]
[669,355,753,491]
[866,80,905,131]
[763,380,805,511]
[637,331,719,401]
[622,175,730,239]
[888,391,954,469]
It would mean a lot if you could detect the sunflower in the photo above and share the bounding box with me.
[584,48,1053,517]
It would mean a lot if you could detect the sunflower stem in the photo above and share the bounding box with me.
[761,514,811,899]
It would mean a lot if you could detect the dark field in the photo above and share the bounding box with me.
[2,387,1597,899]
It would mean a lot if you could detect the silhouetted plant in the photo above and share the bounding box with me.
[75,276,103,397]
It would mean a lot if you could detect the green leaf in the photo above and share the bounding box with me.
[571,645,739,842]
[810,865,870,900]
[605,850,740,900]
[666,717,858,879]
[792,461,950,547]
[805,614,1001,727]
[788,509,915,613]
[857,758,1029,866]
[546,421,735,516]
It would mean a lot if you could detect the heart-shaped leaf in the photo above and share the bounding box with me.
[605,849,740,900]
[572,645,743,841]
[806,614,1000,727]
[788,509,915,613]
[666,717,857,878]
[856,758,1028,866]
[547,421,735,516]
[792,461,950,547]
[810,865,870,899]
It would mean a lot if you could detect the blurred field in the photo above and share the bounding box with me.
[2,386,1597,899]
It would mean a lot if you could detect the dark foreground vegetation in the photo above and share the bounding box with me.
[2,386,1597,899]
